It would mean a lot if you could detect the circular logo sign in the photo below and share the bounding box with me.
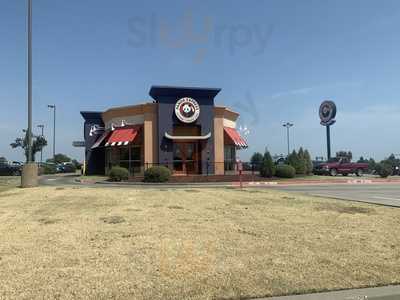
[319,100,337,126]
[175,97,200,123]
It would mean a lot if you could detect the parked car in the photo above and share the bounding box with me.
[57,162,76,173]
[314,157,369,176]
[0,161,22,176]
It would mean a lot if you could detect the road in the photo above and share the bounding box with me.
[39,174,80,186]
[273,183,400,207]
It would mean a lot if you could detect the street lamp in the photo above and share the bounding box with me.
[48,104,56,161]
[37,124,44,164]
[283,122,294,157]
[21,0,39,188]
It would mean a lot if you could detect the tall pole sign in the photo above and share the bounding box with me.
[319,100,337,160]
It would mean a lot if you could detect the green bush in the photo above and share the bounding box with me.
[144,166,171,183]
[375,163,392,178]
[109,166,129,182]
[275,164,296,178]
[40,164,57,175]
[260,151,275,178]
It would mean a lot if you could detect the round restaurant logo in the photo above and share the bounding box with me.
[175,97,200,123]
[319,100,337,126]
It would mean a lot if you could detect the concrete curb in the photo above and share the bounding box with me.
[256,285,400,300]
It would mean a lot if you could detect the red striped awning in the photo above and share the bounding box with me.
[105,126,141,147]
[224,127,248,149]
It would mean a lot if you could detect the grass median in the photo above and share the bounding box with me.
[0,185,399,299]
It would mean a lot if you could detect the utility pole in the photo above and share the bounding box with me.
[27,0,33,163]
[21,0,39,187]
[37,124,44,164]
[283,122,293,157]
[48,104,56,161]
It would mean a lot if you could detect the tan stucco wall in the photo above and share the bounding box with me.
[102,103,148,126]
[214,106,239,129]
[213,108,225,175]
[143,103,158,164]
[213,106,240,175]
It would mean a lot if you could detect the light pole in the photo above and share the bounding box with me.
[283,122,293,157]
[37,124,44,164]
[27,0,33,163]
[48,104,56,161]
[21,0,38,187]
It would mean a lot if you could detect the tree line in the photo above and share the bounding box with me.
[250,147,313,178]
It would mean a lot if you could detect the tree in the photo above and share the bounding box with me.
[250,152,264,171]
[368,158,376,173]
[375,162,392,178]
[287,150,302,174]
[336,150,353,161]
[336,151,353,161]
[304,149,313,174]
[10,130,47,162]
[0,157,7,164]
[260,150,275,177]
[46,153,71,164]
[357,156,369,163]
[297,147,307,175]
[384,154,400,168]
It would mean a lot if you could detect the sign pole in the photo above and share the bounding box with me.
[326,125,331,160]
[319,100,337,162]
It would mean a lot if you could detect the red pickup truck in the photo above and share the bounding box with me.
[314,158,369,176]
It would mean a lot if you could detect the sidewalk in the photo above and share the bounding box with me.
[258,285,400,300]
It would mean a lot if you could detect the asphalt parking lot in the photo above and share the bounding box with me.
[274,183,400,207]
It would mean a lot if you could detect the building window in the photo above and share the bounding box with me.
[224,145,236,172]
[105,145,143,176]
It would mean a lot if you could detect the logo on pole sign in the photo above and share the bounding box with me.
[175,97,200,123]
[319,100,337,126]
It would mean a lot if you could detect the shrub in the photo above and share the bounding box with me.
[40,164,57,175]
[260,151,275,177]
[275,164,296,178]
[287,150,302,174]
[375,162,392,178]
[144,166,171,183]
[109,166,129,182]
[296,148,307,175]
[250,152,264,171]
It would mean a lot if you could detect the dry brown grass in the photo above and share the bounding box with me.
[0,176,20,192]
[0,186,400,300]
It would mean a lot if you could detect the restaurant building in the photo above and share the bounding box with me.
[81,86,248,176]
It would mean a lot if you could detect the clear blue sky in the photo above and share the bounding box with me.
[1,0,400,162]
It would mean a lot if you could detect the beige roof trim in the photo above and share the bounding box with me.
[102,102,157,123]
[214,106,239,121]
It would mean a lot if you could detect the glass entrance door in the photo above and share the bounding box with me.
[173,142,199,175]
